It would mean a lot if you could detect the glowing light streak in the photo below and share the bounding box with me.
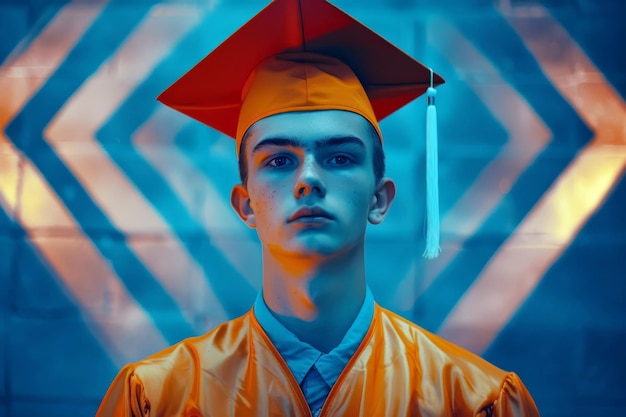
[43,7,216,332]
[133,108,236,327]
[0,5,105,217]
[134,109,243,233]
[0,3,168,366]
[0,150,18,219]
[432,21,550,235]
[438,7,626,353]
[45,6,201,233]
[134,107,261,288]
[411,20,551,292]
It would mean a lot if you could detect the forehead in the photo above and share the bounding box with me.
[243,110,378,154]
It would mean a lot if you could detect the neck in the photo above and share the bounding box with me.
[262,244,367,353]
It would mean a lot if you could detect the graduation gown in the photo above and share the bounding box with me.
[96,304,540,417]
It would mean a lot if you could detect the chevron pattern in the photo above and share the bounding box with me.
[0,1,624,416]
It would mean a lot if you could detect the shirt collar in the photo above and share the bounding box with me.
[253,288,375,386]
[254,292,321,383]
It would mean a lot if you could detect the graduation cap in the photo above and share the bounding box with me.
[157,0,444,258]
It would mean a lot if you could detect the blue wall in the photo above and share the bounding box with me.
[0,0,625,415]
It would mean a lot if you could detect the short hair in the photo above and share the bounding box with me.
[238,120,385,187]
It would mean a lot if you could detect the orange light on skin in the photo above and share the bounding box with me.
[260,248,368,354]
[438,6,626,354]
[260,242,367,324]
[289,286,318,320]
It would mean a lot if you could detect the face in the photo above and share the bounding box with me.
[231,110,395,259]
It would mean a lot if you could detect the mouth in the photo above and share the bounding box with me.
[288,207,334,223]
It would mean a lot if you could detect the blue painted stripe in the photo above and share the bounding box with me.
[0,2,69,65]
[414,11,593,332]
[97,12,260,319]
[5,0,194,344]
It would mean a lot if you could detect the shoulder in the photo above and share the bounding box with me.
[97,312,254,416]
[373,306,539,414]
[124,312,253,392]
[375,305,508,388]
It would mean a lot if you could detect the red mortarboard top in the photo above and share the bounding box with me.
[157,0,444,147]
[158,0,445,259]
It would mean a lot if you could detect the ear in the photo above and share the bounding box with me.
[368,178,396,225]
[230,184,256,228]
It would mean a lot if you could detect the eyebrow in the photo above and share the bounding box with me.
[251,136,366,154]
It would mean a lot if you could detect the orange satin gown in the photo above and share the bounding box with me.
[96,304,540,417]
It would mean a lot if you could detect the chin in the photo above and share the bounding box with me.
[291,236,362,259]
[282,245,337,259]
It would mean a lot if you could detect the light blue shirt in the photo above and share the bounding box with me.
[253,288,375,417]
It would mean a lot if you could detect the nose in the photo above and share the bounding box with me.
[294,156,326,199]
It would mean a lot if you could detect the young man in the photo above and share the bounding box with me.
[97,0,540,416]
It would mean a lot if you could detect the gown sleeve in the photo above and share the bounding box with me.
[96,365,151,417]
[478,372,540,417]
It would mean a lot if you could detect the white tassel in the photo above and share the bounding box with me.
[423,69,441,259]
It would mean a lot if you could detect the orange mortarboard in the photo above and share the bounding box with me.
[157,0,445,258]
[157,0,443,146]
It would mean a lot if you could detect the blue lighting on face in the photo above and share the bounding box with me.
[0,1,625,415]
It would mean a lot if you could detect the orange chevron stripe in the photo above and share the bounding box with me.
[438,6,626,354]
[0,3,169,367]
[134,107,261,293]
[397,20,551,298]
[42,7,224,336]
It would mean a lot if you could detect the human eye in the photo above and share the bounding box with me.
[327,154,353,166]
[266,155,293,168]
